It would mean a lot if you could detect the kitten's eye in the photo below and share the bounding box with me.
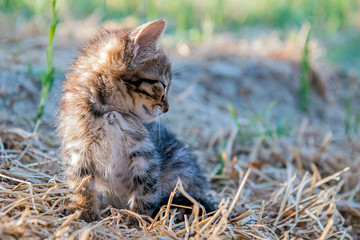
[139,78,158,84]
[139,78,166,89]
[160,95,164,102]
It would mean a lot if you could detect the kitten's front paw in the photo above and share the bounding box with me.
[61,203,100,223]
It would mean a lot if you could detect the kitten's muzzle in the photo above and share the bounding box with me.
[156,103,169,113]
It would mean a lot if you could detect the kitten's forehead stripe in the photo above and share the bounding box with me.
[130,87,158,100]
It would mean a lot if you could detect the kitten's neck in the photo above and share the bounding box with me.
[87,75,135,117]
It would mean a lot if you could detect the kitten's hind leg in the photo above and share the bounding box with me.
[62,177,100,222]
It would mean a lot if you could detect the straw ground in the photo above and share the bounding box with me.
[0,116,357,239]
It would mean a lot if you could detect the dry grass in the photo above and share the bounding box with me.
[0,121,358,239]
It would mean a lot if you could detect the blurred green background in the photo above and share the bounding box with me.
[1,0,360,70]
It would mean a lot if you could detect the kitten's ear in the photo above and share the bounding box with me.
[130,19,166,65]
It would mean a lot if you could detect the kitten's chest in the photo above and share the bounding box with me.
[96,111,157,183]
[95,136,159,208]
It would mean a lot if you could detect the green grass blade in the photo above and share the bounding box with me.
[36,0,58,121]
[298,26,311,112]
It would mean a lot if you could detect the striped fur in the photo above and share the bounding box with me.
[57,20,213,222]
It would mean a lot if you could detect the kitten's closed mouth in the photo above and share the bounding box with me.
[143,104,166,119]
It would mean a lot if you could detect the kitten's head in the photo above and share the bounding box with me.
[84,19,171,123]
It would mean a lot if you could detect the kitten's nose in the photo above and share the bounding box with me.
[163,96,169,113]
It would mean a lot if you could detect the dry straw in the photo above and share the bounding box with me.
[0,124,356,239]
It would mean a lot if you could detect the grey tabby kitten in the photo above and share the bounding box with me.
[57,19,214,222]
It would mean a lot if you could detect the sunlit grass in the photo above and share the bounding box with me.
[1,0,359,69]
[1,0,359,35]
[1,0,358,69]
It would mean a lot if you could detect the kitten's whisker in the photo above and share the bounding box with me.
[161,116,170,127]
[157,119,162,141]
[172,65,194,77]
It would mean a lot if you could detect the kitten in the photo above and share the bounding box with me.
[57,19,214,222]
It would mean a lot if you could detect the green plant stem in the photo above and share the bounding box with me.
[298,28,311,112]
[227,102,245,144]
[36,0,59,121]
